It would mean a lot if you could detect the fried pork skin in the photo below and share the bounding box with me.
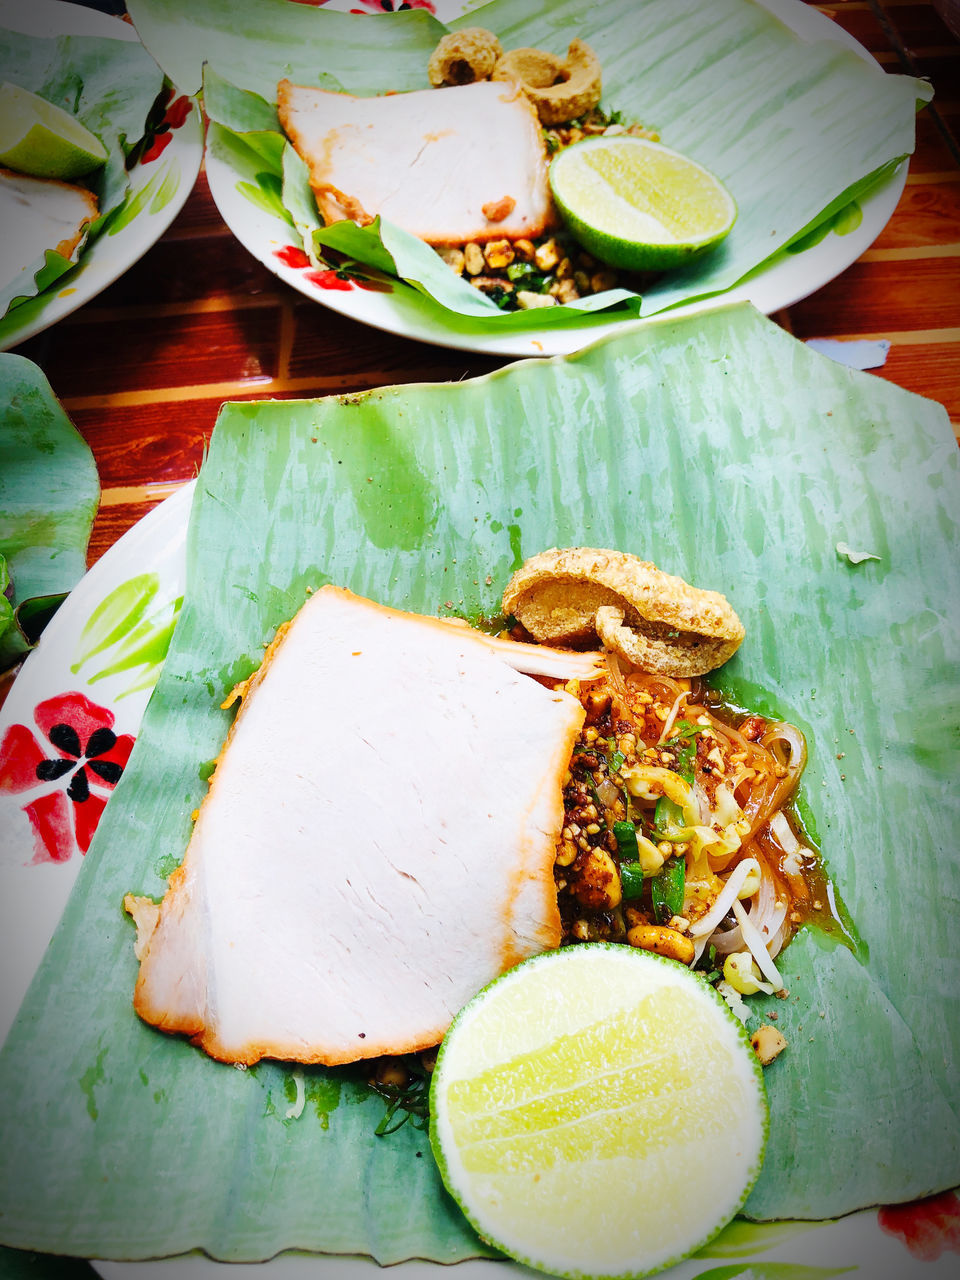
[503,547,745,677]
[276,78,555,244]
[130,586,585,1066]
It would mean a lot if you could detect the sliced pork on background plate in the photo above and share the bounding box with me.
[127,586,598,1066]
[0,166,98,301]
[277,79,556,244]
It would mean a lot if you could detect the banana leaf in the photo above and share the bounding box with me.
[0,353,99,670]
[0,304,958,1263]
[128,0,929,329]
[0,27,166,317]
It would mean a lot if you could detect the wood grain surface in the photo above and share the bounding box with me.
[12,0,960,568]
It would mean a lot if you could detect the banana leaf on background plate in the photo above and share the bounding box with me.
[128,0,930,332]
[0,353,99,671]
[0,24,166,317]
[0,304,957,1263]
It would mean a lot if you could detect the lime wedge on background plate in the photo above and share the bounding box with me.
[430,943,767,1280]
[0,81,107,179]
[549,135,737,272]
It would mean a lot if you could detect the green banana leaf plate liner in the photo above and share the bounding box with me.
[0,25,166,318]
[0,353,99,670]
[128,0,930,333]
[0,304,958,1264]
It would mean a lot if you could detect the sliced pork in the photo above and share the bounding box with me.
[276,79,556,244]
[0,167,97,295]
[130,586,590,1066]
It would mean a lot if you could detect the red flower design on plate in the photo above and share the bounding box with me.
[141,131,173,164]
[305,267,356,291]
[140,91,193,164]
[162,95,193,130]
[274,245,312,270]
[290,1,436,11]
[0,692,134,864]
[350,1,436,11]
[878,1190,960,1261]
[273,247,392,293]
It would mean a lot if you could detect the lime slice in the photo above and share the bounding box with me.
[0,82,107,180]
[549,136,737,272]
[430,944,767,1279]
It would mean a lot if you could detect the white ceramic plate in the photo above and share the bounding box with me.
[0,0,203,352]
[204,0,906,358]
[0,483,955,1280]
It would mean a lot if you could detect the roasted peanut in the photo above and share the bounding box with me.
[570,847,621,910]
[436,246,465,275]
[751,1024,788,1065]
[626,923,696,964]
[463,242,485,275]
[483,238,515,270]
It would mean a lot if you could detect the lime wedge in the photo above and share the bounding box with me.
[430,944,767,1280]
[0,82,107,180]
[549,135,737,272]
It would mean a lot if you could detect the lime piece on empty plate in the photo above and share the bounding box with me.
[549,135,737,273]
[430,943,767,1280]
[0,82,108,180]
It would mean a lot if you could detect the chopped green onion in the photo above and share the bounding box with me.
[616,821,649,901]
[665,719,704,781]
[613,820,639,860]
[506,262,548,291]
[653,795,688,841]
[670,719,704,738]
[651,856,686,924]
[695,944,719,983]
[620,862,646,901]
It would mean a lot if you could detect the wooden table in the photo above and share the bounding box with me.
[12,0,960,571]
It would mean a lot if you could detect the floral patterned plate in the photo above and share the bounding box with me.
[0,0,203,352]
[0,480,957,1278]
[0,481,191,1048]
[203,0,907,359]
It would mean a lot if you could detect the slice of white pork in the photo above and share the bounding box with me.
[0,167,97,298]
[277,79,556,244]
[130,586,589,1065]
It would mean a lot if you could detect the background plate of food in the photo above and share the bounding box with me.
[125,0,928,356]
[0,304,957,1277]
[0,0,203,352]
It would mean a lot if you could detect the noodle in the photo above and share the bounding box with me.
[554,667,825,1001]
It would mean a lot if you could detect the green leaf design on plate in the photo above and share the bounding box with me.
[71,574,183,697]
[149,163,181,215]
[92,596,183,696]
[698,1218,829,1259]
[235,172,293,226]
[693,1266,856,1280]
[106,170,163,236]
[0,306,957,1263]
[787,202,865,255]
[90,596,183,699]
[833,201,864,236]
[72,573,160,671]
